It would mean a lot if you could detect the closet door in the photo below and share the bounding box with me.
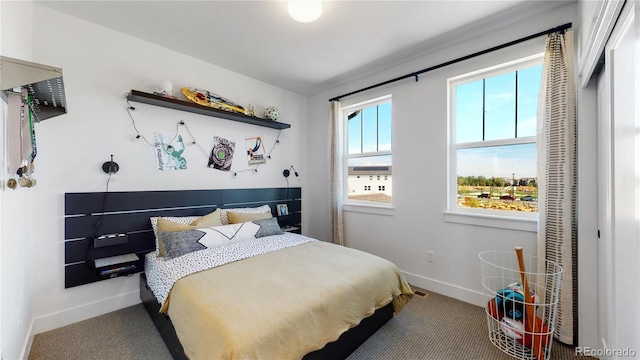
[597,1,639,356]
[596,66,614,356]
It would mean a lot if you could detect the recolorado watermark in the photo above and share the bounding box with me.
[575,346,637,358]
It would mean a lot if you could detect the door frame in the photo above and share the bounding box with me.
[596,2,639,356]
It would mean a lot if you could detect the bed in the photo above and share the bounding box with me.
[64,188,413,359]
[143,231,412,359]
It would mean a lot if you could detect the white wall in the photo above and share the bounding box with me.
[308,3,580,307]
[1,1,37,359]
[1,3,307,358]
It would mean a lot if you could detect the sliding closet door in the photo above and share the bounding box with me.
[596,67,614,355]
[598,2,639,356]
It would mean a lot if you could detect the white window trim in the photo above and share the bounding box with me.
[456,136,536,149]
[348,150,392,159]
[443,210,537,232]
[446,54,543,230]
[342,95,394,212]
[344,202,395,216]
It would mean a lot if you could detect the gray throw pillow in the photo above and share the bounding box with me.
[158,230,206,260]
[253,218,285,238]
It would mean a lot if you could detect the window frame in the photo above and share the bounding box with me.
[342,95,393,211]
[446,54,542,230]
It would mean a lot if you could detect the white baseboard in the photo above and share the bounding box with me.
[401,270,486,307]
[21,289,141,359]
[19,319,35,360]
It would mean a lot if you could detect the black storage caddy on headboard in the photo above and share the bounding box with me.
[64,187,302,288]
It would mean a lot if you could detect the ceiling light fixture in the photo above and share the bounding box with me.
[288,0,322,23]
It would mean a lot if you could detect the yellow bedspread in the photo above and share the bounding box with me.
[164,240,413,360]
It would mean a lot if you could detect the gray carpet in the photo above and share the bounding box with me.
[28,305,171,360]
[29,292,591,360]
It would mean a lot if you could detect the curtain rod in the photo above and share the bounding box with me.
[329,22,572,102]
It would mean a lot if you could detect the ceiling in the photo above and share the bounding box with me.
[36,0,573,96]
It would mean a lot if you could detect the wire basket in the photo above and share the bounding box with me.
[479,250,563,360]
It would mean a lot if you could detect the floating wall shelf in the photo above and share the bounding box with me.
[126,90,291,130]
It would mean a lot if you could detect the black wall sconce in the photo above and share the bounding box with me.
[102,154,119,175]
[283,165,299,178]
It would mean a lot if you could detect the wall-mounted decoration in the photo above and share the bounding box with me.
[208,136,235,172]
[276,203,289,216]
[126,90,291,129]
[244,104,256,117]
[245,136,266,166]
[154,133,187,170]
[4,89,38,189]
[180,87,245,114]
[1,56,67,121]
[264,107,279,121]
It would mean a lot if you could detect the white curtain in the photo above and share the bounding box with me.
[329,100,344,246]
[536,29,576,345]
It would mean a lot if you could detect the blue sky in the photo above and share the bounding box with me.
[347,102,392,167]
[457,143,536,178]
[455,64,541,178]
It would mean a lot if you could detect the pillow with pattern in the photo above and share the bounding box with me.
[197,222,261,248]
[150,209,222,256]
[158,230,207,260]
[150,216,200,257]
[252,217,285,238]
[219,204,272,225]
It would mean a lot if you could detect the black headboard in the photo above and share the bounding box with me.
[64,187,302,288]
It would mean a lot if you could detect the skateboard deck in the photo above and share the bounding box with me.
[180,87,245,114]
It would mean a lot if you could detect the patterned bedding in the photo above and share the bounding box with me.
[144,232,314,310]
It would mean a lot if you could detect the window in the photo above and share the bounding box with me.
[344,95,392,205]
[448,56,541,219]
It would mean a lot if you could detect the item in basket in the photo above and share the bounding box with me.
[507,282,540,306]
[495,288,525,320]
[499,317,524,340]
[486,299,503,320]
[521,321,551,350]
[495,282,540,320]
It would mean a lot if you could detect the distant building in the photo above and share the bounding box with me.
[518,177,537,186]
[347,166,392,200]
[492,176,537,186]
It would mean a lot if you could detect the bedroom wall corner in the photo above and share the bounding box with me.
[22,2,308,340]
[306,2,579,308]
[31,289,140,335]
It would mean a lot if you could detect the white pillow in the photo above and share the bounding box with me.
[219,204,272,225]
[197,222,260,248]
